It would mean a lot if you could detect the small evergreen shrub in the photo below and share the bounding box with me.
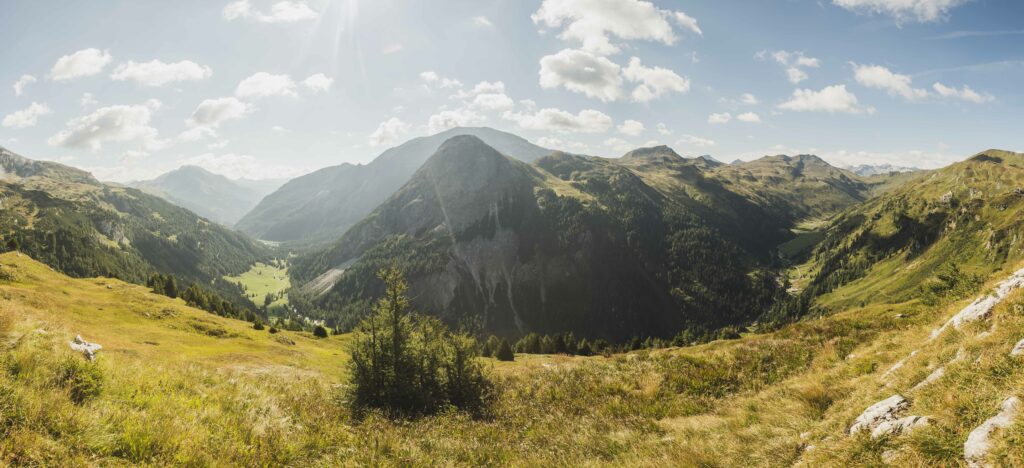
[313,325,329,338]
[56,356,103,404]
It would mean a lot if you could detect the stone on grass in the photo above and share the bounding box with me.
[849,394,909,435]
[965,396,1020,468]
[871,415,930,439]
[69,335,102,360]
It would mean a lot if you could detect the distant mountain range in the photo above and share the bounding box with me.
[845,163,919,177]
[287,136,881,339]
[131,166,286,226]
[235,127,552,245]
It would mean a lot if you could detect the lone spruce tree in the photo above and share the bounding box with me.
[348,266,492,418]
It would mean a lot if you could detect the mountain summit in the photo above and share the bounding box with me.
[131,165,284,226]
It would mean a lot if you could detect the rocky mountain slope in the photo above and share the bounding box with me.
[235,127,552,245]
[289,137,878,340]
[0,146,269,303]
[131,166,286,226]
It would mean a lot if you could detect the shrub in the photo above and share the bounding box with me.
[56,356,103,404]
[482,335,501,357]
[495,339,515,362]
[347,267,493,418]
[313,325,329,338]
[253,320,265,331]
[268,326,279,334]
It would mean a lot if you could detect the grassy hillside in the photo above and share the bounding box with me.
[3,248,1024,465]
[225,261,290,312]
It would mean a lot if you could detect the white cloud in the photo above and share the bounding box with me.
[2,102,51,129]
[604,137,632,152]
[741,93,759,105]
[833,0,970,23]
[853,64,928,100]
[181,152,310,180]
[503,107,613,134]
[420,71,463,89]
[80,92,98,109]
[235,72,298,99]
[736,112,762,123]
[450,81,506,100]
[537,136,589,152]
[778,85,874,114]
[758,50,820,84]
[50,48,112,81]
[656,123,671,135]
[181,97,250,141]
[48,99,163,150]
[623,56,689,102]
[427,108,484,134]
[207,140,230,150]
[369,117,411,147]
[470,93,514,111]
[677,134,715,147]
[708,112,731,124]
[932,82,994,103]
[302,73,333,93]
[471,16,493,27]
[119,150,149,164]
[617,119,645,136]
[532,0,701,55]
[13,75,37,96]
[222,0,318,23]
[110,59,212,87]
[539,49,623,102]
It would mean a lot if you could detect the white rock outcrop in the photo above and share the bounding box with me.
[931,268,1024,340]
[69,335,102,360]
[881,350,918,381]
[911,366,946,392]
[871,415,930,439]
[964,396,1020,468]
[850,394,909,435]
[1010,338,1024,357]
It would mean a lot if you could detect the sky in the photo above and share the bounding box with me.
[0,0,1022,182]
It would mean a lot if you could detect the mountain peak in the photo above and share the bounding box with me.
[622,145,682,161]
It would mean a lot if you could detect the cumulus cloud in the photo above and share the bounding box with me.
[110,59,212,87]
[656,123,671,135]
[708,112,731,124]
[617,119,645,136]
[932,82,994,103]
[427,108,484,134]
[80,92,98,109]
[853,64,928,100]
[48,99,163,150]
[2,102,51,129]
[536,136,589,152]
[741,93,759,105]
[532,0,701,55]
[50,48,112,81]
[778,85,874,114]
[470,93,514,112]
[677,134,716,147]
[471,16,493,27]
[235,72,297,99]
[302,73,333,93]
[539,49,623,102]
[13,75,37,96]
[833,0,970,23]
[181,97,251,141]
[623,57,690,102]
[503,107,613,134]
[222,0,318,23]
[736,112,762,123]
[757,50,820,84]
[420,71,463,89]
[369,117,411,147]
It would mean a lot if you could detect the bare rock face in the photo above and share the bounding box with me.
[849,394,909,435]
[911,366,946,392]
[1010,338,1024,357]
[871,415,930,439]
[965,396,1020,468]
[931,267,1024,340]
[69,335,102,360]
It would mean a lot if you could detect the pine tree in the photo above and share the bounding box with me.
[495,339,514,361]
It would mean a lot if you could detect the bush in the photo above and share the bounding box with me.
[313,325,329,338]
[347,267,493,418]
[253,320,265,331]
[56,356,103,404]
[268,326,279,334]
[495,339,515,362]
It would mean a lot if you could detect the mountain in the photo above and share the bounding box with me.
[234,127,552,245]
[846,163,919,177]
[0,146,270,304]
[131,166,286,226]
[776,149,1024,316]
[290,137,853,339]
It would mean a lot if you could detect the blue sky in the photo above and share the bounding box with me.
[1,0,1022,181]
